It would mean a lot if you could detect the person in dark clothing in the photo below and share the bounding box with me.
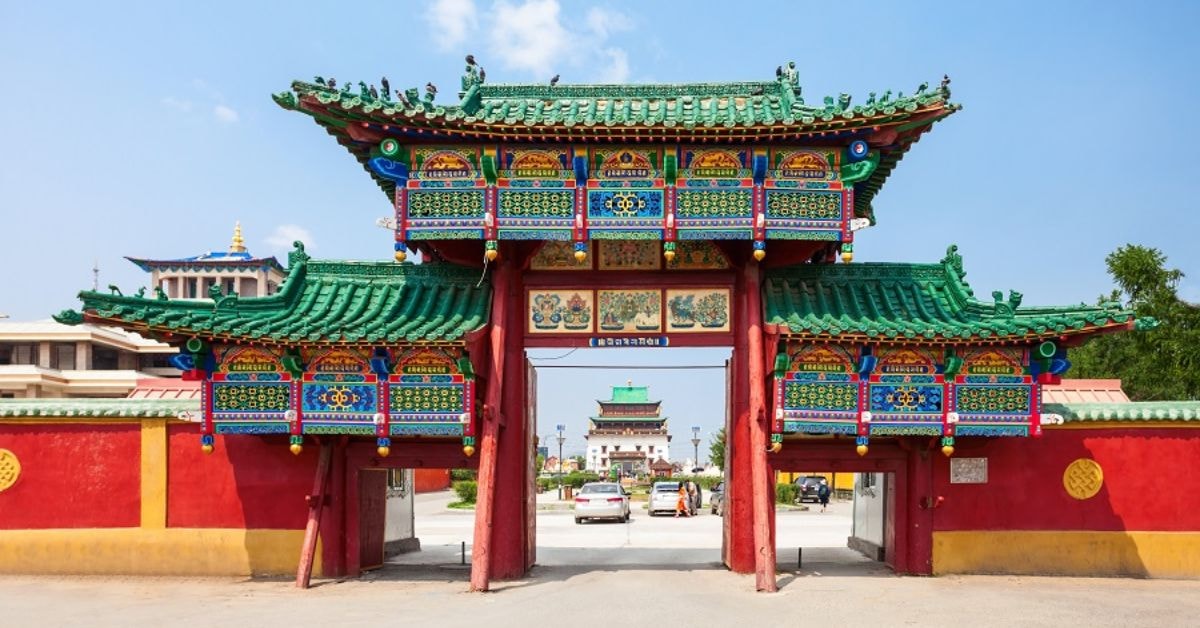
[817,478,831,512]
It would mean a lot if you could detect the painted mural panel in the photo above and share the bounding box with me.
[389,347,470,437]
[410,146,480,181]
[597,289,662,333]
[665,288,730,333]
[300,348,378,435]
[527,289,595,334]
[530,241,591,270]
[209,346,291,434]
[664,240,731,270]
[592,147,658,181]
[867,347,944,436]
[597,240,661,270]
[769,148,840,182]
[501,147,571,181]
[953,347,1034,437]
[681,147,749,181]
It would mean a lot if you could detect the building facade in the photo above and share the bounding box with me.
[586,383,671,476]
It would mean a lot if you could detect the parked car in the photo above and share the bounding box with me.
[794,476,827,503]
[647,481,681,516]
[574,482,631,524]
[710,482,724,515]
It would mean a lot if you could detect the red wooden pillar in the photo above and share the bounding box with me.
[470,257,512,592]
[491,261,529,579]
[319,437,348,577]
[295,441,332,588]
[906,441,935,575]
[745,261,777,592]
[725,264,755,573]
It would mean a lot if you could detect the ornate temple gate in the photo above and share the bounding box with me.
[60,63,1146,591]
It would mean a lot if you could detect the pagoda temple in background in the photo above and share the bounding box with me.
[585,381,670,476]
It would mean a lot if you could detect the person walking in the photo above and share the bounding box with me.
[817,478,831,513]
[675,482,690,518]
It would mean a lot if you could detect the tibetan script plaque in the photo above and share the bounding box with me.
[949,457,988,484]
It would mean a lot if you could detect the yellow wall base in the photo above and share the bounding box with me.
[934,530,1200,579]
[0,528,318,577]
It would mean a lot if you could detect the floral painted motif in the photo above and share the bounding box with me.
[665,240,731,270]
[598,241,660,270]
[666,289,730,332]
[528,290,594,333]
[597,290,661,332]
[530,241,590,270]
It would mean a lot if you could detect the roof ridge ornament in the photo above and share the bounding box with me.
[230,221,246,253]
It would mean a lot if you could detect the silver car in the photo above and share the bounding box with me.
[647,481,681,516]
[574,482,631,524]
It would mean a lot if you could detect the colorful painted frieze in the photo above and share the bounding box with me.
[388,347,473,440]
[777,343,862,435]
[207,346,293,435]
[950,347,1034,437]
[597,290,662,333]
[527,289,594,334]
[866,347,945,436]
[665,288,730,332]
[300,348,379,435]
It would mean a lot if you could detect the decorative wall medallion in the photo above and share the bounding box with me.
[528,290,594,333]
[665,288,731,332]
[598,241,661,270]
[530,241,590,270]
[597,290,662,332]
[0,449,20,493]
[1063,458,1104,500]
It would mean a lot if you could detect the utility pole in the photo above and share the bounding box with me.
[556,424,566,500]
[691,426,701,472]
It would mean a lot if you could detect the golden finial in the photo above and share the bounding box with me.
[230,222,247,253]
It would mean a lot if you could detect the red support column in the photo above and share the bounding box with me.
[319,437,348,578]
[295,441,332,588]
[906,441,936,575]
[745,261,777,592]
[470,257,512,592]
[724,267,755,573]
[491,263,529,579]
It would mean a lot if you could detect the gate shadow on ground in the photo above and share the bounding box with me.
[775,547,895,587]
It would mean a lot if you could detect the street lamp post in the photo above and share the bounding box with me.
[691,426,701,472]
[556,424,566,500]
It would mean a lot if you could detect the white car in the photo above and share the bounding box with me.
[647,481,681,516]
[574,482,631,524]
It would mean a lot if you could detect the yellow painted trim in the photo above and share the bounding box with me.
[140,419,167,528]
[1047,421,1200,430]
[934,530,1200,579]
[0,528,318,576]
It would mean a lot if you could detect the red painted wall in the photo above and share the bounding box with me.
[414,468,451,493]
[933,428,1200,532]
[0,423,141,529]
[167,423,316,529]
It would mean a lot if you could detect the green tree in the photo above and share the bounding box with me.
[1070,245,1200,400]
[709,427,727,472]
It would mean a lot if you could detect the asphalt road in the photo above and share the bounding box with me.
[2,493,1197,627]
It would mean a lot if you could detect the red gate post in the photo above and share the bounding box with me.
[725,265,755,573]
[296,440,333,588]
[745,261,777,592]
[470,257,513,592]
[491,262,529,579]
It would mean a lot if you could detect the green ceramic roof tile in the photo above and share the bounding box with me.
[763,246,1141,344]
[69,249,491,346]
[607,385,653,404]
[1044,402,1200,422]
[0,398,199,418]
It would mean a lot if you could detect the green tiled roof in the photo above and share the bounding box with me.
[1044,402,1200,422]
[607,385,652,404]
[0,398,199,418]
[763,246,1144,344]
[272,74,958,221]
[64,248,491,346]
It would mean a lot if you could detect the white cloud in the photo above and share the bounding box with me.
[585,7,632,39]
[213,104,239,123]
[265,224,315,254]
[596,48,630,84]
[489,0,570,77]
[426,0,478,52]
[161,97,193,112]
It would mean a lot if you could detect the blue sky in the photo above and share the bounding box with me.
[2,1,1197,458]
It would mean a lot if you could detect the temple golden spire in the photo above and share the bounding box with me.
[229,222,246,253]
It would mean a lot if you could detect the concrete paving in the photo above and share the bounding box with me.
[2,493,1197,627]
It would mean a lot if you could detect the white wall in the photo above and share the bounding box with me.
[385,469,415,543]
[585,433,670,471]
[851,473,885,547]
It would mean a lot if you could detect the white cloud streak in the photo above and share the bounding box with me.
[265,224,315,254]
[213,104,239,123]
[483,1,635,82]
[426,0,479,52]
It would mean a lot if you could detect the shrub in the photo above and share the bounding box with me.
[452,480,478,504]
[450,468,476,482]
[775,483,798,504]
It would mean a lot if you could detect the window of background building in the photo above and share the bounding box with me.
[93,346,119,370]
[0,343,38,365]
[139,354,175,370]
[50,343,76,370]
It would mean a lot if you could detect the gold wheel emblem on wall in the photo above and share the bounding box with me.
[0,449,20,493]
[1063,458,1103,500]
